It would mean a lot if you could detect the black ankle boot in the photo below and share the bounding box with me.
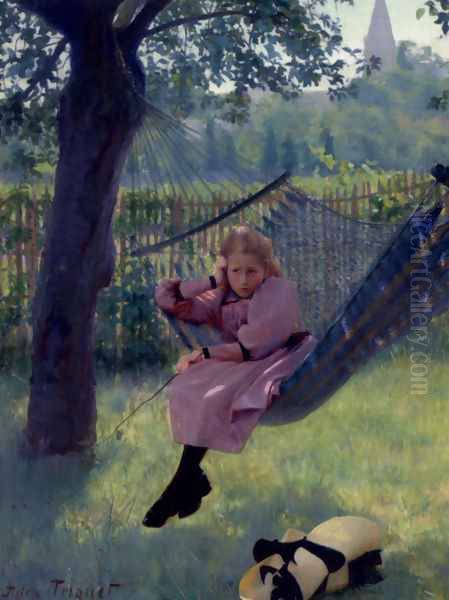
[142,485,179,528]
[142,467,212,528]
[142,465,189,528]
[177,470,212,519]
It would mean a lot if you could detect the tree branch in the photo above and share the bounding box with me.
[19,37,68,102]
[10,0,83,37]
[10,0,123,36]
[143,9,252,38]
[119,0,174,48]
[103,0,128,13]
[97,0,130,20]
[10,0,69,32]
[114,0,147,28]
[10,0,56,16]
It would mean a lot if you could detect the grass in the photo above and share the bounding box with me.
[1,335,448,600]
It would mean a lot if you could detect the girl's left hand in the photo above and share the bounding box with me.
[175,349,205,374]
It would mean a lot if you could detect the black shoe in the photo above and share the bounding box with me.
[178,471,212,519]
[142,491,178,528]
[142,468,211,528]
[142,470,187,528]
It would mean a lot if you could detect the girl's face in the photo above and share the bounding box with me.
[227,252,266,298]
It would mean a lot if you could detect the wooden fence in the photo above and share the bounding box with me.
[0,170,447,357]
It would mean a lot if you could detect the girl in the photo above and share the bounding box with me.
[143,224,318,528]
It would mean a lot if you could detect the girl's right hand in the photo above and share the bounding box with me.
[213,256,228,289]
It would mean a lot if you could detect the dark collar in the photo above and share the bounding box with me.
[223,289,246,304]
[223,279,270,303]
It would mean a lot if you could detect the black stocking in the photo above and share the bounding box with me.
[175,444,208,476]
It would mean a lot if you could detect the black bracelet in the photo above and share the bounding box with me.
[238,341,251,361]
[209,275,217,289]
[202,346,211,359]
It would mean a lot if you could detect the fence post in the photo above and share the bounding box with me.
[321,189,327,208]
[366,181,373,219]
[15,200,24,290]
[30,189,38,302]
[0,195,3,298]
[377,180,385,220]
[335,189,341,216]
[23,186,38,351]
[218,197,225,247]
[405,170,411,194]
[198,200,204,255]
[328,188,335,211]
[411,171,417,196]
[351,184,359,219]
[152,198,160,280]
[202,202,208,253]
[402,171,409,195]
[211,194,217,254]
[15,196,28,357]
[168,197,176,278]
[4,202,15,360]
[386,177,393,199]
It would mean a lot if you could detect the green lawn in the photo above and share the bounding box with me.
[1,335,448,599]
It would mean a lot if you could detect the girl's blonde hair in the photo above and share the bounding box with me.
[219,223,283,278]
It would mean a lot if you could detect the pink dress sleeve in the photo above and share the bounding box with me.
[154,277,225,327]
[237,277,303,360]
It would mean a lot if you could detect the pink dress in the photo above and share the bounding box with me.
[155,276,319,454]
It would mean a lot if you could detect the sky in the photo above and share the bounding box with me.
[293,0,449,92]
[213,0,449,95]
[329,0,449,59]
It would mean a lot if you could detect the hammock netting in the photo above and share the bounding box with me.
[122,99,449,427]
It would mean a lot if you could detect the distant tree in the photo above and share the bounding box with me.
[397,41,415,71]
[169,63,196,119]
[222,131,239,173]
[297,141,320,175]
[280,133,298,174]
[260,124,278,176]
[205,118,220,175]
[417,1,449,110]
[323,127,334,156]
[319,127,335,175]
[395,40,448,78]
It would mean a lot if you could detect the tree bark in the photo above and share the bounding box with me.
[20,17,146,456]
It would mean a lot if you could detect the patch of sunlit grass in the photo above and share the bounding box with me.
[1,342,448,598]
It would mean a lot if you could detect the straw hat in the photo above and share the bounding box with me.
[239,516,383,600]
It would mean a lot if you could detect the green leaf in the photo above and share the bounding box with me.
[34,161,53,175]
[416,7,426,20]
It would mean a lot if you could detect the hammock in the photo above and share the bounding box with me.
[123,101,449,427]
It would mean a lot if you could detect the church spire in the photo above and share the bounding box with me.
[364,0,396,71]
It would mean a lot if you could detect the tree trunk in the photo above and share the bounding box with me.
[20,22,146,456]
